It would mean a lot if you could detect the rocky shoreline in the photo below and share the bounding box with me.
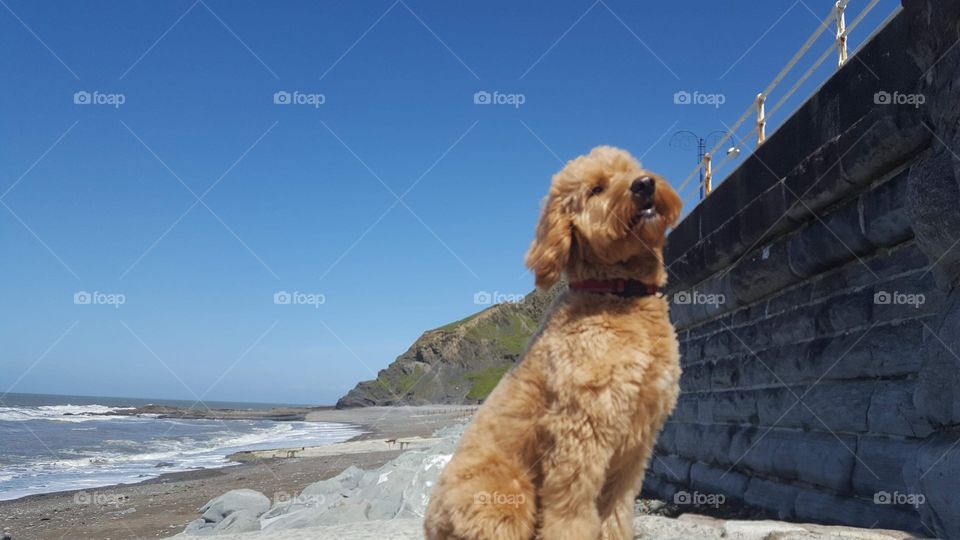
[0,405,929,540]
[95,404,330,422]
[170,418,925,540]
[0,406,471,540]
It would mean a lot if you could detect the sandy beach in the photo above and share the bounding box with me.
[0,406,475,540]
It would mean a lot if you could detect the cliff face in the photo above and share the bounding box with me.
[335,285,561,408]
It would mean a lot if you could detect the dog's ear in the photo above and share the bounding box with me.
[526,191,572,290]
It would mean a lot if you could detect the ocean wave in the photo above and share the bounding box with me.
[0,404,134,423]
[0,420,363,500]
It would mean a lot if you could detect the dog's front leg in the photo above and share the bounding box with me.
[597,456,648,540]
[538,425,615,540]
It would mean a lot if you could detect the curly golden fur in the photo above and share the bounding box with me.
[424,146,684,540]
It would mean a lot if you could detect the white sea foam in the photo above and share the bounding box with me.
[0,418,362,501]
[0,404,134,423]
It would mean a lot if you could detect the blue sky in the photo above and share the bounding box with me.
[1,0,899,405]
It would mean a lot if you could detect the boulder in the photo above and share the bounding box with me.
[199,489,271,524]
[213,510,262,534]
[257,424,463,531]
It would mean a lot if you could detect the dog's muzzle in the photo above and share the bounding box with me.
[631,176,656,218]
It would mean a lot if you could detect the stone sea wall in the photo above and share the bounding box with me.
[644,2,960,538]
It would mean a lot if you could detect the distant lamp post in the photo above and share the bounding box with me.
[670,130,728,199]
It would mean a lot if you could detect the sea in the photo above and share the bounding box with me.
[0,392,361,501]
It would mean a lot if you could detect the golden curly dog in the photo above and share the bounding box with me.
[424,146,684,540]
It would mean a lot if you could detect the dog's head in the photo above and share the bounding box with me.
[525,146,682,290]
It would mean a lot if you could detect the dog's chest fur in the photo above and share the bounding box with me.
[534,292,681,451]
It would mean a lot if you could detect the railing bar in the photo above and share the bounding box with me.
[679,2,901,202]
[702,126,759,187]
[677,1,838,195]
[702,37,842,191]
[759,2,837,100]
[767,41,838,121]
[676,106,753,194]
[842,0,881,37]
[848,4,901,47]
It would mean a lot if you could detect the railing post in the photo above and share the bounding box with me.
[756,93,766,145]
[835,0,848,67]
[704,152,713,197]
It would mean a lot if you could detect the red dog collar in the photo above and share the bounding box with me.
[569,279,658,298]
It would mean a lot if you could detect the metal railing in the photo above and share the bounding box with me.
[677,0,899,201]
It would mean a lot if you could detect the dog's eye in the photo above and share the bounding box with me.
[590,185,604,196]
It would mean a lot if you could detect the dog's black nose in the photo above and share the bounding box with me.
[631,176,655,197]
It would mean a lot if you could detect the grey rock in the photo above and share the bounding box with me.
[183,518,215,536]
[214,510,261,534]
[255,424,464,532]
[199,489,271,524]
